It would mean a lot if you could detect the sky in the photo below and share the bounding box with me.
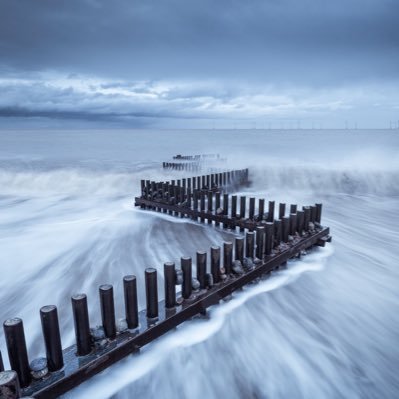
[0,0,398,129]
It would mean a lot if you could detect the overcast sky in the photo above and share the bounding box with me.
[0,0,398,129]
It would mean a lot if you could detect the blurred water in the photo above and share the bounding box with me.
[0,129,398,398]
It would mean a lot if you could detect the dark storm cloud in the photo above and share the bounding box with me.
[1,0,398,84]
[0,0,398,128]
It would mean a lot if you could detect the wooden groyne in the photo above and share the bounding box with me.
[163,153,227,171]
[0,164,331,399]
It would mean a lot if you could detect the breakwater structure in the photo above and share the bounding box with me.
[162,153,226,171]
[0,156,331,398]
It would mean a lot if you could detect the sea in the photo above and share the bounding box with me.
[0,129,398,398]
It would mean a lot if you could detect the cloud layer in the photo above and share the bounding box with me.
[0,0,398,127]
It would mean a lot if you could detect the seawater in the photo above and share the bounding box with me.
[0,129,398,399]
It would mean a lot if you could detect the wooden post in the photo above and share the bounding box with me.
[289,213,297,236]
[290,204,297,213]
[223,193,229,229]
[274,219,282,247]
[196,251,207,289]
[279,203,286,219]
[265,222,274,255]
[207,191,213,225]
[297,210,304,236]
[303,206,310,232]
[315,203,322,224]
[181,257,192,299]
[193,190,198,221]
[3,318,31,387]
[0,370,21,398]
[223,242,233,275]
[235,237,244,263]
[246,231,255,258]
[211,246,221,284]
[71,294,91,357]
[258,198,265,221]
[267,201,275,222]
[282,217,290,242]
[231,195,237,218]
[256,226,265,259]
[310,205,316,223]
[164,262,176,308]
[215,192,221,227]
[40,305,63,372]
[249,197,255,220]
[123,275,139,329]
[99,284,116,339]
[145,268,158,319]
[200,192,205,223]
[240,196,246,232]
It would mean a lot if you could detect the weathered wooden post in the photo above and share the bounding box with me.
[239,196,246,232]
[265,222,274,255]
[40,305,63,372]
[196,251,207,289]
[0,370,21,398]
[267,201,275,222]
[235,237,244,263]
[249,197,255,220]
[3,318,31,387]
[289,213,297,236]
[258,198,265,221]
[71,294,91,356]
[315,203,322,224]
[282,216,290,242]
[256,226,265,259]
[231,195,237,219]
[310,205,316,223]
[215,192,221,227]
[207,191,213,225]
[200,192,205,223]
[145,268,158,320]
[246,231,255,258]
[303,206,310,232]
[181,257,192,299]
[223,242,233,275]
[279,203,286,219]
[99,284,116,339]
[274,219,282,246]
[193,190,198,221]
[164,262,176,308]
[297,210,304,236]
[223,193,229,229]
[123,275,139,329]
[211,246,221,284]
[240,196,246,219]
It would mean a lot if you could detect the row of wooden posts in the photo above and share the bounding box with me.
[0,221,327,398]
[144,168,249,197]
[162,161,203,171]
[163,154,226,170]
[0,165,330,398]
[172,154,220,160]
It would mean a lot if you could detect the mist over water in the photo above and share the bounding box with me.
[0,129,398,398]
